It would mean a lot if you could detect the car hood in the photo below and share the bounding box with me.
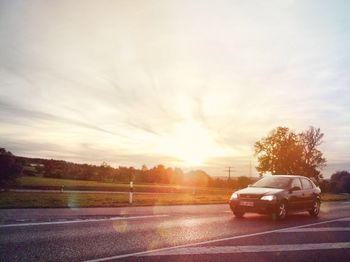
[236,187,285,195]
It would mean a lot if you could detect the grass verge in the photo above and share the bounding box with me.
[0,192,231,208]
[1,192,348,209]
[15,176,232,194]
[321,193,350,201]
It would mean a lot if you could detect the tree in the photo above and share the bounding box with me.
[299,127,326,179]
[171,168,184,185]
[185,170,212,187]
[237,176,254,189]
[0,148,23,187]
[254,127,304,176]
[330,171,350,193]
[254,126,326,180]
[318,178,330,193]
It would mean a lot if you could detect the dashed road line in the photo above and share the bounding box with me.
[0,214,169,228]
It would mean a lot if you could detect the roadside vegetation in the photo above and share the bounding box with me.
[0,191,348,208]
[15,176,234,194]
[321,193,350,202]
[0,191,231,208]
[0,147,254,190]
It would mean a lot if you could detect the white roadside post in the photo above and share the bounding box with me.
[129,181,133,205]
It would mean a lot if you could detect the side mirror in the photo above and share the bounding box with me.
[289,186,301,193]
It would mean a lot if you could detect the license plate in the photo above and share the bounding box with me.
[240,201,254,207]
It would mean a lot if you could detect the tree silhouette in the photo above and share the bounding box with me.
[299,127,326,179]
[254,126,326,180]
[331,170,350,193]
[0,148,23,186]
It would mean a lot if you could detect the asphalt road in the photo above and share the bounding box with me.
[1,202,350,262]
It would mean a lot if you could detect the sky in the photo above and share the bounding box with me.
[0,0,349,178]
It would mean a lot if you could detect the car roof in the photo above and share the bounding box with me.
[266,175,307,179]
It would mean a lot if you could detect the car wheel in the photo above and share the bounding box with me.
[274,201,287,220]
[233,208,245,218]
[309,199,320,217]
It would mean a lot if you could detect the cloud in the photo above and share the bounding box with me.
[0,100,116,135]
[0,0,349,177]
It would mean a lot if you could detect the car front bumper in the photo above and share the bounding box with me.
[229,199,278,214]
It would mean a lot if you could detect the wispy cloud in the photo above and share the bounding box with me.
[0,100,116,135]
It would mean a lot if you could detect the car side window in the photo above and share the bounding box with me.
[290,178,302,190]
[301,178,313,190]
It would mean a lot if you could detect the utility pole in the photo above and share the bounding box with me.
[225,166,234,181]
[129,180,133,205]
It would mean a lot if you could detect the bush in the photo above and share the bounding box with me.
[0,148,23,187]
[330,171,350,193]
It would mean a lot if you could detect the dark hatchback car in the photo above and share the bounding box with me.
[229,175,321,220]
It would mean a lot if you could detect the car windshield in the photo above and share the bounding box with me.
[251,176,292,189]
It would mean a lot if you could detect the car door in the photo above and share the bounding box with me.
[300,178,314,209]
[288,178,303,210]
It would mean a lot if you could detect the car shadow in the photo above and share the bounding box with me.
[229,212,321,226]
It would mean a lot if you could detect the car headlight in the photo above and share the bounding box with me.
[230,193,239,200]
[260,195,276,201]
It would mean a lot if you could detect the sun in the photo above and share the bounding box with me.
[156,121,227,166]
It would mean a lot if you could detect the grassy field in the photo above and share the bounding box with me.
[321,193,350,201]
[0,191,348,209]
[15,176,232,194]
[0,176,231,208]
[0,192,350,208]
[17,176,130,188]
[0,191,231,208]
[0,176,346,208]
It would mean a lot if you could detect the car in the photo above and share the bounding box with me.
[229,175,321,220]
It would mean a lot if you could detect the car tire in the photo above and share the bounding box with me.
[309,199,320,217]
[233,208,245,218]
[273,201,288,220]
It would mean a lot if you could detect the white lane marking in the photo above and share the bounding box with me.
[0,214,169,228]
[280,227,350,233]
[144,242,350,256]
[339,217,350,221]
[84,216,350,262]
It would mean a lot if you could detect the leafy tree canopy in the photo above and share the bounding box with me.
[254,126,326,180]
[330,170,350,193]
[0,148,23,186]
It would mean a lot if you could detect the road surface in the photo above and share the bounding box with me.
[1,202,350,261]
